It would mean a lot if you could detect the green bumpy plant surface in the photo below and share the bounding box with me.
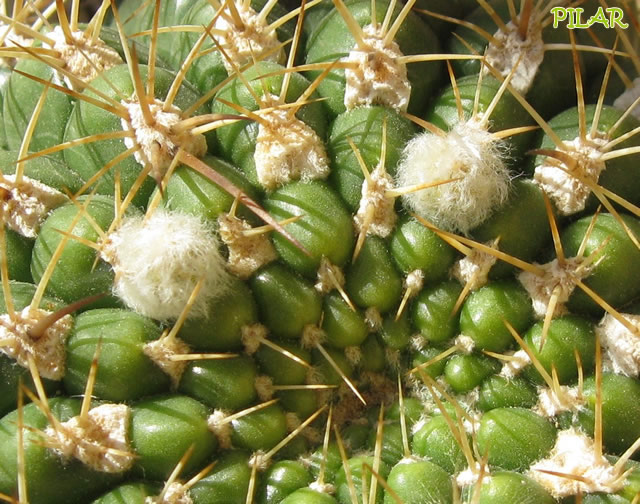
[1,0,640,503]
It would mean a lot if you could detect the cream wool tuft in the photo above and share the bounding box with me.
[396,121,511,235]
[597,312,640,377]
[44,25,123,90]
[254,102,330,190]
[101,210,230,321]
[534,135,608,216]
[343,24,411,111]
[529,428,625,498]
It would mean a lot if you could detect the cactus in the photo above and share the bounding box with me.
[1,0,640,503]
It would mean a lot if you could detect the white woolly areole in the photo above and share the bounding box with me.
[46,403,133,473]
[301,324,326,349]
[343,24,410,111]
[396,121,511,234]
[45,26,122,90]
[499,349,531,379]
[207,410,233,449]
[528,428,624,498]
[534,135,608,216]
[218,214,277,279]
[365,307,383,332]
[354,163,397,237]
[535,385,584,418]
[212,1,284,73]
[518,257,598,319]
[614,78,640,120]
[101,210,230,321]
[146,483,193,504]
[454,334,476,354]
[405,269,424,291]
[143,335,191,388]
[255,375,275,401]
[483,19,544,95]
[597,312,640,377]
[0,307,71,380]
[121,98,207,183]
[344,345,362,366]
[456,462,487,488]
[451,239,500,291]
[241,323,269,355]
[315,257,346,294]
[309,481,336,494]
[0,21,32,67]
[254,100,329,190]
[0,174,67,238]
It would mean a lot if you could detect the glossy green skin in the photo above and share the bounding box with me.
[459,280,533,352]
[411,280,462,344]
[264,181,354,277]
[257,460,312,504]
[444,353,500,394]
[179,356,257,411]
[412,346,447,379]
[477,375,538,412]
[278,388,319,419]
[179,277,257,352]
[307,442,343,485]
[4,228,33,282]
[327,106,416,210]
[472,471,557,504]
[3,59,72,160]
[412,415,467,474]
[345,236,402,313]
[256,339,310,385]
[304,0,442,118]
[212,61,328,189]
[335,454,390,504]
[130,395,217,481]
[322,291,369,348]
[427,74,536,161]
[560,213,640,316]
[116,0,201,72]
[251,262,322,339]
[30,195,126,307]
[0,150,84,193]
[385,397,424,428]
[367,422,405,467]
[471,179,551,279]
[63,64,206,208]
[578,374,640,456]
[447,0,575,119]
[280,488,338,504]
[379,310,412,350]
[533,105,640,211]
[312,346,354,386]
[477,407,557,471]
[522,315,596,385]
[384,459,453,504]
[92,482,160,504]
[231,403,287,452]
[64,308,170,401]
[188,450,252,504]
[0,398,122,504]
[577,495,631,504]
[360,334,387,372]
[389,215,457,280]
[158,157,259,224]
